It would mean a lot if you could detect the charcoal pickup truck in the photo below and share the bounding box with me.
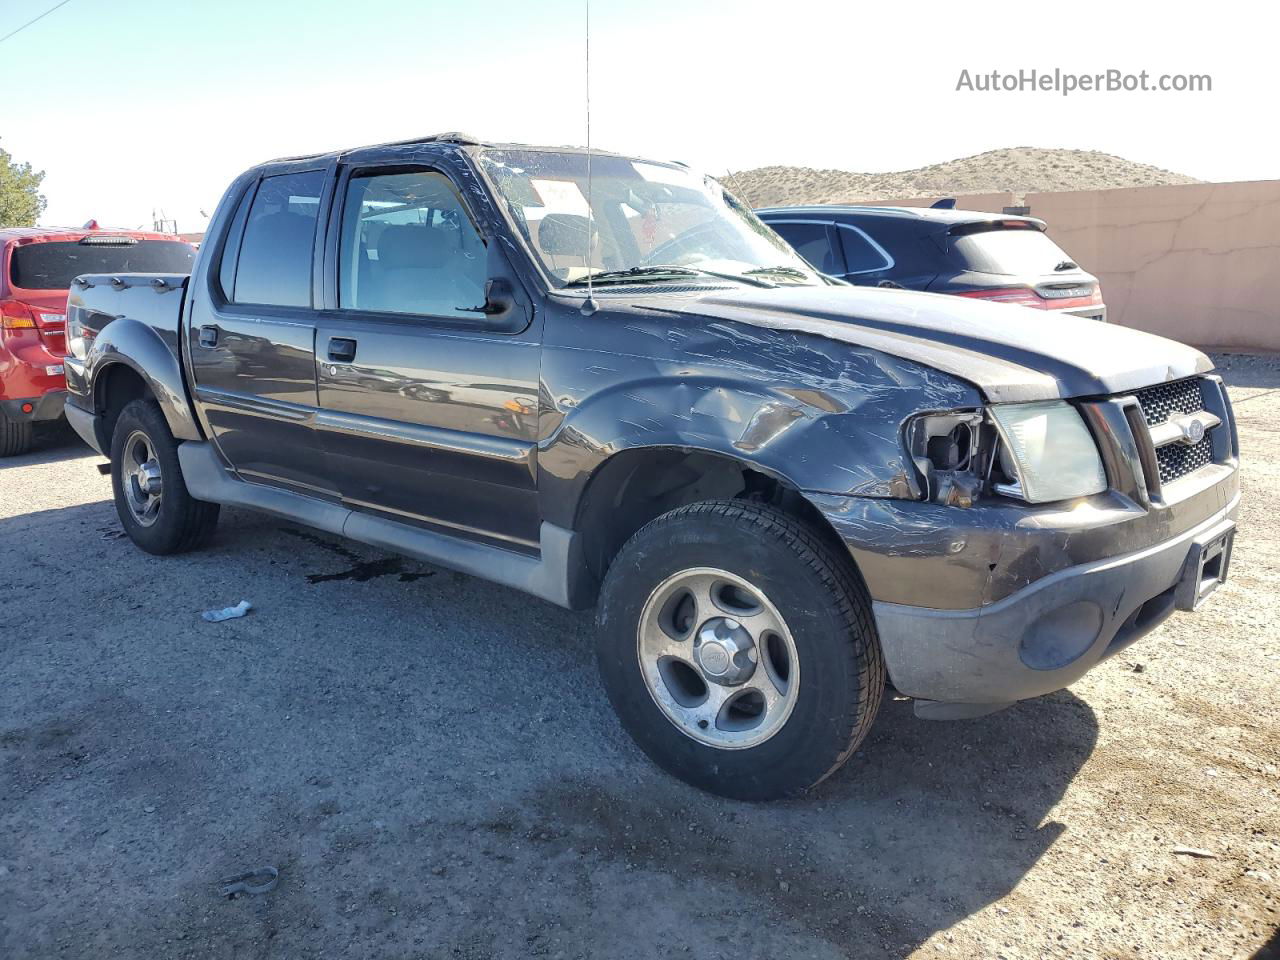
[63,134,1239,800]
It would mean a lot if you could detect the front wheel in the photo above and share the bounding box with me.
[110,398,219,555]
[596,499,885,800]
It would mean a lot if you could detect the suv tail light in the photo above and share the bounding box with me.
[3,299,68,354]
[1,299,37,331]
[957,285,1104,311]
[957,288,1048,309]
[1,300,42,349]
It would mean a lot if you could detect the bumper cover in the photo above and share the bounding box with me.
[871,494,1239,711]
[2,391,66,423]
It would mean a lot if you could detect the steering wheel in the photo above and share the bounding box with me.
[640,221,724,268]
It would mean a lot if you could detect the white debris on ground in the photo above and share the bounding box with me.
[201,600,252,623]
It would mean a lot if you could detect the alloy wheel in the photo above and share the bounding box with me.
[636,567,799,749]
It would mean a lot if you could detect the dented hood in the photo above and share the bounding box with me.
[678,285,1212,403]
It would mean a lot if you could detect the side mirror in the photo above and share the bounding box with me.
[456,277,515,320]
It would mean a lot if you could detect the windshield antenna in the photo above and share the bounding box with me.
[725,168,756,209]
[581,0,598,316]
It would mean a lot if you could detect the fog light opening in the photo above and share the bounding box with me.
[1019,600,1104,671]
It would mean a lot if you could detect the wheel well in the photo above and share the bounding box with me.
[95,364,151,454]
[574,448,849,591]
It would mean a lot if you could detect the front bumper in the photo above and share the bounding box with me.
[870,494,1238,714]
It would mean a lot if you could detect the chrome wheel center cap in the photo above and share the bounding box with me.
[137,461,162,495]
[695,617,756,685]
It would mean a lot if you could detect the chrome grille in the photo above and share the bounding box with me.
[1135,378,1213,485]
[1136,378,1204,426]
[1153,433,1213,483]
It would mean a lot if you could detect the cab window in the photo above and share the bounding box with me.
[231,170,324,307]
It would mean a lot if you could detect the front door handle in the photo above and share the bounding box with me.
[328,337,357,363]
[198,325,219,348]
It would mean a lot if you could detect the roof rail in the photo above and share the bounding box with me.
[266,132,488,166]
[375,131,484,148]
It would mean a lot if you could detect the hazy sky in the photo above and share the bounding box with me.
[2,0,1272,231]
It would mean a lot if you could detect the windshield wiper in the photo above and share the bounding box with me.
[743,265,813,281]
[565,266,700,286]
[1054,260,1079,272]
[565,265,777,288]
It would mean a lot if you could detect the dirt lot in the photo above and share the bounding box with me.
[2,357,1277,960]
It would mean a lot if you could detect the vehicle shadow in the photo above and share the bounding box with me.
[0,417,94,469]
[2,488,1100,960]
[515,691,1096,959]
[1253,928,1280,960]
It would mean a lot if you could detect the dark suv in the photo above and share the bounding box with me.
[757,204,1106,322]
[63,136,1235,800]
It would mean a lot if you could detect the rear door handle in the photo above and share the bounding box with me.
[327,337,357,363]
[198,325,219,348]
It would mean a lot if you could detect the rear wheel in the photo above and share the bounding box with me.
[597,499,885,800]
[110,398,219,554]
[0,414,33,457]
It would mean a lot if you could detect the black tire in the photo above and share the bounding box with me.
[0,415,33,457]
[597,499,885,801]
[110,398,219,555]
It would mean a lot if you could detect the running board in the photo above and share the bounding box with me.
[177,440,590,609]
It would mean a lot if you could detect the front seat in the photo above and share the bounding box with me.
[368,224,467,316]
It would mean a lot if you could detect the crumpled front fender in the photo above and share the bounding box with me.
[536,324,983,527]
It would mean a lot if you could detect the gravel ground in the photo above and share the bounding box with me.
[1,361,1277,960]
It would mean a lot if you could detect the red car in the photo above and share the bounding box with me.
[1,227,196,456]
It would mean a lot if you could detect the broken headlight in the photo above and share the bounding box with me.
[908,401,1106,506]
[906,411,986,507]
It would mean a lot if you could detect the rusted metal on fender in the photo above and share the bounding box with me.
[66,275,203,442]
[534,291,982,530]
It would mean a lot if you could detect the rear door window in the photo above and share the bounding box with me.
[231,170,325,307]
[837,225,893,274]
[951,227,1076,276]
[10,240,195,290]
[768,221,839,274]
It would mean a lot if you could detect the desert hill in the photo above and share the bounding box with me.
[728,147,1200,207]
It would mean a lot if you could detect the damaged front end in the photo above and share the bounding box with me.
[905,400,1107,509]
[818,375,1240,718]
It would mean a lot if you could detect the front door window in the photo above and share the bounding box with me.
[338,170,487,317]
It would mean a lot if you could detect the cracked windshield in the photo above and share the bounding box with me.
[478,148,823,287]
